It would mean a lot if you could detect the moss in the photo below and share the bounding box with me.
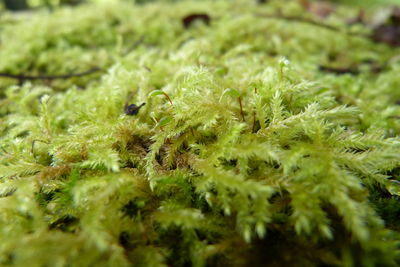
[0,0,400,266]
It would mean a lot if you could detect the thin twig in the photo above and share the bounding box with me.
[0,67,102,81]
[255,13,368,38]
[319,65,359,75]
[238,97,245,122]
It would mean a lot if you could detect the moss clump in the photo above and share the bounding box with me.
[0,0,400,266]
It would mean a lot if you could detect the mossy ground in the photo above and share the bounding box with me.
[0,1,400,266]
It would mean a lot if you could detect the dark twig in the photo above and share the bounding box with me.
[255,13,367,38]
[256,13,338,31]
[0,67,102,81]
[319,65,359,75]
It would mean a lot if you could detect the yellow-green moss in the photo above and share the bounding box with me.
[0,1,400,266]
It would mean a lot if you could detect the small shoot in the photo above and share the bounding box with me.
[149,90,174,106]
[221,88,245,122]
[278,56,290,82]
[39,94,52,138]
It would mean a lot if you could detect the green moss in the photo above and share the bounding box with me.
[0,0,400,266]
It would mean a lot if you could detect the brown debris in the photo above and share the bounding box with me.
[372,25,400,47]
[319,65,359,75]
[371,6,400,47]
[37,164,71,183]
[300,0,335,18]
[182,13,211,28]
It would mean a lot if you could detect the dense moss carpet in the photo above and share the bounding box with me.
[0,1,399,266]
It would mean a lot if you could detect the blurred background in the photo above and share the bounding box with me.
[1,0,400,11]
